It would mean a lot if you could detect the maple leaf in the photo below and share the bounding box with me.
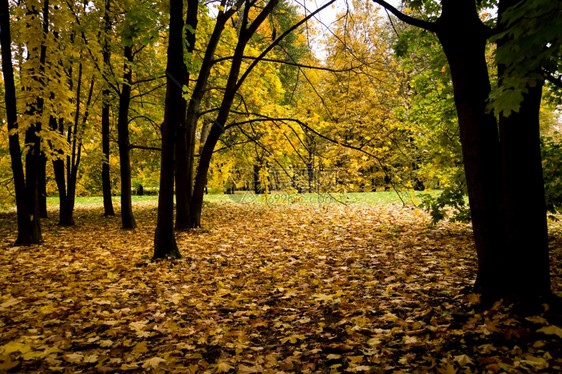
[142,356,166,369]
[537,325,562,338]
[216,360,234,372]
[1,341,31,355]
[0,297,21,310]
[64,353,83,363]
[454,354,474,366]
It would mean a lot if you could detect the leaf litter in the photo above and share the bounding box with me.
[0,201,561,373]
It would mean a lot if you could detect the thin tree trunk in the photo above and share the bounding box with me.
[39,154,48,218]
[101,0,115,216]
[176,0,233,230]
[0,0,37,245]
[174,0,199,231]
[21,0,51,243]
[153,0,185,259]
[190,0,279,227]
[117,45,136,229]
[101,92,115,216]
[24,127,42,242]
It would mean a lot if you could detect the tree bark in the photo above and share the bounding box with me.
[498,83,550,301]
[435,0,506,302]
[190,0,280,227]
[496,0,550,301]
[174,1,234,230]
[117,45,136,229]
[174,0,199,231]
[39,154,48,218]
[373,0,552,303]
[101,0,115,217]
[0,0,38,245]
[153,0,185,259]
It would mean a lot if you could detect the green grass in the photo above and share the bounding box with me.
[43,190,440,209]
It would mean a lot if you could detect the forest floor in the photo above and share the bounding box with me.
[0,200,561,373]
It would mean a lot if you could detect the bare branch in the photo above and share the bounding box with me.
[213,55,364,72]
[370,0,437,32]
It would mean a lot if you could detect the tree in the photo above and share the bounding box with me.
[372,0,557,304]
[0,0,39,244]
[188,0,337,228]
[101,0,115,217]
[153,0,185,259]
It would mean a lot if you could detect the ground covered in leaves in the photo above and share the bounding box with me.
[1,201,561,373]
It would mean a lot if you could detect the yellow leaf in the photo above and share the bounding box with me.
[453,354,473,366]
[280,334,305,344]
[312,293,333,302]
[142,356,166,369]
[238,364,262,373]
[1,341,31,355]
[537,325,562,338]
[526,316,548,325]
[64,352,83,363]
[99,339,114,348]
[0,298,21,311]
[403,336,418,344]
[216,360,233,372]
[0,356,20,371]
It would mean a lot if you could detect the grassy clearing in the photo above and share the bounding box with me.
[41,190,438,210]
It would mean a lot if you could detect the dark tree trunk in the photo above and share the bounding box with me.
[0,0,38,245]
[101,92,115,216]
[498,84,550,301]
[174,0,199,231]
[39,154,48,218]
[153,0,185,259]
[101,0,115,217]
[117,45,136,229]
[435,0,506,302]
[20,0,51,243]
[175,0,233,230]
[253,163,262,194]
[190,0,280,227]
[24,128,43,243]
[191,125,222,227]
[51,116,74,226]
[53,156,74,226]
[496,0,550,301]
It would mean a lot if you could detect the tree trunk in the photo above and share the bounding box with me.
[101,0,115,217]
[435,0,506,302]
[117,45,136,229]
[0,0,38,245]
[53,156,74,226]
[189,0,279,227]
[191,125,222,227]
[498,84,550,301]
[101,91,115,216]
[495,0,551,302]
[174,0,199,231]
[175,0,230,230]
[153,0,185,259]
[24,128,43,243]
[39,154,48,218]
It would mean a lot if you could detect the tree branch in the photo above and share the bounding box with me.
[235,0,337,91]
[370,0,437,32]
[212,55,364,72]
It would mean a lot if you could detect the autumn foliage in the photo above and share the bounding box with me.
[1,201,561,372]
